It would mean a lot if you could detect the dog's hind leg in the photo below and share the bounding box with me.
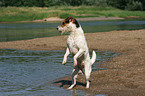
[67,66,79,89]
[85,64,92,88]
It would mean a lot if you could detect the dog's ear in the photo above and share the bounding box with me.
[74,18,80,28]
[64,17,72,23]
[65,17,80,28]
[69,18,73,22]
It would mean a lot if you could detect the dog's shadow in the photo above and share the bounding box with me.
[53,80,86,88]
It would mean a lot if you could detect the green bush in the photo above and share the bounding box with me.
[125,1,143,11]
[95,0,108,7]
[1,0,145,11]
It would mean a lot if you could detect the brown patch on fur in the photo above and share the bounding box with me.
[61,17,80,28]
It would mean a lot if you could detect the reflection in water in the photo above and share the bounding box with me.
[0,49,119,96]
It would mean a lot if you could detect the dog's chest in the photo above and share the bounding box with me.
[67,36,79,54]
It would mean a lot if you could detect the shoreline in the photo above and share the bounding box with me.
[0,17,124,23]
[1,16,145,24]
[0,29,145,96]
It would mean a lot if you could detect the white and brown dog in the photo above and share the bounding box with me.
[57,17,96,89]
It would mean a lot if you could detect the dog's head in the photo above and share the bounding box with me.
[57,17,80,34]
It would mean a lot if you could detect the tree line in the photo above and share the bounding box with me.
[0,0,145,11]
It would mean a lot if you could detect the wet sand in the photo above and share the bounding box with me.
[0,29,145,96]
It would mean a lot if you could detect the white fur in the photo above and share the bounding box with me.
[57,19,96,89]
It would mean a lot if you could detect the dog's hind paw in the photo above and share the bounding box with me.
[67,84,76,89]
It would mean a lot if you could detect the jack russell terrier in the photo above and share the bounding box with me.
[57,17,96,89]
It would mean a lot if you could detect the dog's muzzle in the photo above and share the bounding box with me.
[57,26,64,34]
[57,26,60,31]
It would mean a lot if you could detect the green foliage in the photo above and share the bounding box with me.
[107,0,145,11]
[95,0,108,7]
[0,0,145,11]
[0,0,53,7]
[107,0,129,9]
[43,0,53,7]
[125,0,143,11]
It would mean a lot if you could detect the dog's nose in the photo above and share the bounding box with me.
[57,27,58,30]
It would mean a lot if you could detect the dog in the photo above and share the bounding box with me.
[57,17,96,89]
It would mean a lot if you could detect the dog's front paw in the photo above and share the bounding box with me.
[74,59,77,67]
[62,60,66,65]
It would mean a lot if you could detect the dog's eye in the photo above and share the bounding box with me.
[65,21,69,23]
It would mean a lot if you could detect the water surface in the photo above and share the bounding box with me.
[0,19,145,42]
[0,49,119,96]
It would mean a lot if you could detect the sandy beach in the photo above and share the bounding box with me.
[0,29,145,96]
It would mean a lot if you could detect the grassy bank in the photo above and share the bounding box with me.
[0,6,145,22]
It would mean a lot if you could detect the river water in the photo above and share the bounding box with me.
[0,49,119,96]
[0,19,145,42]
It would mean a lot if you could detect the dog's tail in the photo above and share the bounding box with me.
[91,50,96,65]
